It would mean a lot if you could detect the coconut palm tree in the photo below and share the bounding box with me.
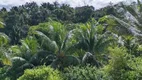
[4,36,40,79]
[73,20,114,54]
[69,20,115,67]
[0,32,11,67]
[29,21,80,69]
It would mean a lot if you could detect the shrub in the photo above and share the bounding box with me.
[104,47,129,80]
[63,65,111,80]
[125,57,142,80]
[104,47,142,80]
[0,66,10,80]
[18,66,63,80]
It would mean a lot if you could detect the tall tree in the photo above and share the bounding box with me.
[74,6,94,23]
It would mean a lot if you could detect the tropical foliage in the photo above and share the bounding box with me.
[0,0,142,80]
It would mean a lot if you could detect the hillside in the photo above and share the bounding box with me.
[0,0,142,80]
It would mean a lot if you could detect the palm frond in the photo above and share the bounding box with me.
[33,31,58,52]
[0,32,10,46]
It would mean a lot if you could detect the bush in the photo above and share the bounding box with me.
[125,57,142,80]
[104,47,130,80]
[104,47,142,80]
[0,66,10,80]
[18,66,63,80]
[63,65,111,80]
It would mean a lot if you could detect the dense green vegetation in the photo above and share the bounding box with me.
[0,0,142,80]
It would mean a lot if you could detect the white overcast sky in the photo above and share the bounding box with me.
[0,0,137,9]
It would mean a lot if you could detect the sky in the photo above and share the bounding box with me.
[0,0,137,9]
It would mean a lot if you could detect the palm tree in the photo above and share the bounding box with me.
[4,36,41,79]
[73,20,114,54]
[0,32,11,67]
[4,35,56,79]
[70,20,115,67]
[29,21,80,69]
[120,36,140,56]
